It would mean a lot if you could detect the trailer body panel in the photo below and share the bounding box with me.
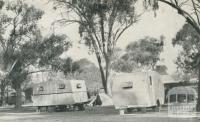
[32,80,88,106]
[111,71,164,109]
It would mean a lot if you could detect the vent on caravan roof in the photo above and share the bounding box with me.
[122,81,133,89]
[59,84,65,89]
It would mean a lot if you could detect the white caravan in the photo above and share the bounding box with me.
[111,71,164,113]
[32,79,88,111]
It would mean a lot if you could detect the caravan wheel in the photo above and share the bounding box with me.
[73,105,79,111]
[137,108,146,113]
[78,104,85,111]
[56,105,67,112]
[153,106,160,112]
[48,106,56,112]
[73,104,85,111]
[141,108,147,113]
[126,108,133,113]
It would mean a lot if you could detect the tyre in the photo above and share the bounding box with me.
[73,105,79,111]
[141,107,147,113]
[56,105,67,112]
[48,106,56,112]
[126,108,133,113]
[78,104,85,111]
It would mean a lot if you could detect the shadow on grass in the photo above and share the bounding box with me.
[0,106,118,115]
[0,106,36,113]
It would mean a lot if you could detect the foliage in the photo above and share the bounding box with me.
[173,23,200,110]
[145,0,200,35]
[76,58,95,69]
[122,36,164,69]
[172,23,200,83]
[111,36,164,73]
[111,58,136,73]
[110,47,135,73]
[64,58,102,90]
[0,0,70,107]
[46,58,100,90]
[52,0,139,94]
[144,0,200,112]
[154,65,168,75]
[173,24,200,72]
[59,57,81,75]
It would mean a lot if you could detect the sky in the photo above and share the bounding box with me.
[28,0,186,74]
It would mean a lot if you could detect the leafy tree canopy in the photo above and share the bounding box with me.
[122,36,164,69]
[51,0,139,94]
[111,36,164,73]
[172,23,200,85]
[173,24,200,73]
[64,58,102,90]
[111,58,136,73]
[0,0,71,108]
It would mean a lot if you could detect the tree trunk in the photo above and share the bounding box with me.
[105,58,112,96]
[158,0,200,35]
[196,67,200,112]
[15,88,22,109]
[106,70,113,97]
[96,53,108,94]
[0,85,6,106]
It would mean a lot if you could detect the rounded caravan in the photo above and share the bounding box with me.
[32,73,88,112]
[111,71,164,114]
[167,86,197,113]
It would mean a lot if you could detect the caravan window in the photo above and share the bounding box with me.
[59,84,65,89]
[38,86,44,91]
[188,94,195,103]
[170,94,176,103]
[177,94,187,103]
[122,81,133,89]
[76,83,81,89]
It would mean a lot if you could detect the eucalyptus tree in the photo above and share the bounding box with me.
[144,0,200,34]
[51,0,139,94]
[144,0,200,111]
[173,24,200,110]
[123,36,164,69]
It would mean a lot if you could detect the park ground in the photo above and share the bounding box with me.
[0,106,200,122]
